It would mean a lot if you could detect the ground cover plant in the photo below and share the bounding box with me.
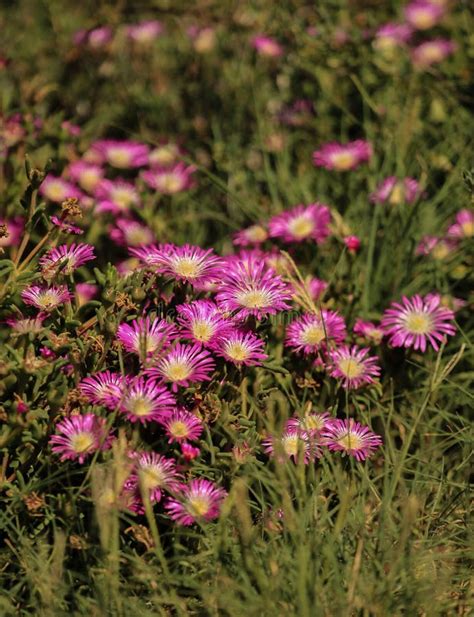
[0,0,473,615]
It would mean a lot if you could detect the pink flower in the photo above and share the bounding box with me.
[215,258,292,320]
[147,343,215,391]
[149,244,223,287]
[293,276,328,303]
[412,39,456,68]
[39,175,83,203]
[117,377,176,424]
[285,310,347,355]
[95,179,140,214]
[159,408,203,443]
[5,312,47,334]
[67,161,104,193]
[50,216,84,235]
[0,216,23,248]
[268,203,331,244]
[213,329,268,366]
[286,411,332,437]
[262,427,321,464]
[127,20,163,43]
[79,371,127,408]
[312,140,372,172]
[142,163,196,194]
[75,283,98,306]
[50,414,113,463]
[61,121,81,137]
[89,140,149,168]
[353,319,384,344]
[328,345,381,389]
[373,23,413,51]
[117,317,177,360]
[381,294,456,352]
[21,285,72,311]
[405,1,444,30]
[370,177,421,205]
[252,35,283,58]
[233,224,269,247]
[415,236,457,259]
[110,219,155,247]
[177,300,232,347]
[181,442,200,460]
[165,478,227,525]
[87,26,113,49]
[448,209,474,239]
[126,451,179,505]
[148,142,183,168]
[344,235,361,252]
[321,419,382,461]
[39,243,95,278]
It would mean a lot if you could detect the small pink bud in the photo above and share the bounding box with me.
[344,235,361,252]
[17,400,29,414]
[181,442,200,461]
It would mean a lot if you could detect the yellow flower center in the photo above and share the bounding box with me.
[107,149,132,168]
[46,182,67,202]
[330,151,356,171]
[283,434,300,457]
[404,312,433,334]
[418,44,443,65]
[111,187,136,209]
[38,292,59,308]
[237,289,270,309]
[172,257,201,279]
[388,183,404,205]
[169,420,189,438]
[304,415,325,431]
[131,397,152,417]
[127,228,151,246]
[461,221,474,237]
[337,432,364,451]
[301,324,325,345]
[410,11,436,30]
[150,146,178,166]
[160,174,183,193]
[192,320,213,342]
[288,215,314,239]
[225,342,249,362]
[187,494,210,517]
[140,466,164,490]
[246,225,268,243]
[71,431,95,453]
[80,169,101,192]
[165,362,191,382]
[338,358,364,379]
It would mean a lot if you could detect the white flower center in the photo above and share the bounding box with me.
[46,182,67,202]
[288,215,314,239]
[80,169,101,192]
[159,174,183,193]
[140,466,165,490]
[301,323,325,345]
[169,420,189,438]
[107,149,132,168]
[388,183,404,205]
[164,361,191,382]
[246,225,268,242]
[172,257,201,279]
[461,221,474,237]
[187,494,210,517]
[338,358,364,379]
[192,320,213,342]
[111,187,136,209]
[283,434,300,457]
[404,311,433,334]
[225,342,249,362]
[38,292,60,308]
[130,397,153,417]
[237,288,271,309]
[337,431,364,451]
[71,431,95,453]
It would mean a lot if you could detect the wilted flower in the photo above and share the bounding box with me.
[50,414,113,463]
[50,216,84,235]
[328,345,381,389]
[268,203,331,244]
[313,140,372,171]
[5,312,47,334]
[321,419,382,461]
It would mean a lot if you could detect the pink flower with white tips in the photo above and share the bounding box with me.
[95,179,140,214]
[328,345,381,389]
[321,419,382,461]
[110,219,155,247]
[177,300,232,347]
[126,451,179,506]
[268,203,331,244]
[142,163,196,194]
[165,478,227,525]
[262,427,321,464]
[79,371,127,408]
[116,377,176,424]
[39,175,83,203]
[39,243,95,278]
[286,411,332,437]
[312,140,372,172]
[159,408,203,443]
[116,317,177,360]
[150,244,223,287]
[285,310,347,355]
[89,140,149,168]
[370,177,422,205]
[213,329,268,367]
[147,343,215,391]
[381,294,456,352]
[67,161,104,193]
[21,285,73,311]
[353,319,384,344]
[50,414,113,463]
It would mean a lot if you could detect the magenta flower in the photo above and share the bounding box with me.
[142,163,196,194]
[344,235,361,253]
[177,300,231,347]
[90,140,149,168]
[95,179,140,214]
[312,140,372,172]
[148,142,183,168]
[353,319,384,344]
[150,244,223,287]
[50,216,84,235]
[21,285,72,311]
[147,343,215,391]
[370,176,421,205]
[448,209,474,239]
[262,428,320,464]
[117,317,177,360]
[215,258,292,320]
[75,283,98,306]
[117,377,176,424]
[67,161,104,193]
[0,216,23,248]
[381,294,456,352]
[252,35,283,58]
[39,175,83,203]
[5,312,47,334]
[293,276,328,303]
[110,219,155,247]
[405,1,444,30]
[127,20,163,43]
[50,414,113,463]
[160,408,203,443]
[412,39,456,68]
[181,442,200,460]
[373,23,413,51]
[126,451,179,505]
[213,329,268,367]
[165,478,227,525]
[286,411,332,437]
[129,244,167,268]
[39,243,95,278]
[269,203,331,244]
[233,224,269,247]
[328,345,381,389]
[87,26,113,49]
[79,371,127,408]
[285,310,347,355]
[321,419,382,461]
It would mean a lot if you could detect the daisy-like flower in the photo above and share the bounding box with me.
[0,216,23,247]
[262,427,319,464]
[233,223,269,247]
[329,345,381,389]
[177,300,231,347]
[269,203,331,244]
[67,161,104,193]
[39,175,83,203]
[286,411,331,437]
[353,319,384,344]
[117,377,176,424]
[5,312,47,334]
[381,294,456,352]
[127,20,163,44]
[252,35,283,58]
[89,140,149,169]
[416,236,457,260]
[321,419,382,461]
[126,452,179,505]
[117,317,177,360]
[405,1,444,30]
[412,39,456,68]
[50,414,113,463]
[285,310,347,355]
[21,285,72,311]
[39,243,95,278]
[142,163,196,194]
[165,478,227,526]
[147,343,215,391]
[148,142,183,168]
[448,209,474,239]
[370,176,421,205]
[215,258,292,320]
[87,26,113,49]
[373,23,413,52]
[312,140,372,172]
[159,408,203,443]
[95,179,140,214]
[128,244,166,268]
[150,244,223,287]
[79,371,127,408]
[213,330,268,367]
[110,219,155,247]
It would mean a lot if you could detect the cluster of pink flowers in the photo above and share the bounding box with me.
[416,208,473,259]
[73,21,164,50]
